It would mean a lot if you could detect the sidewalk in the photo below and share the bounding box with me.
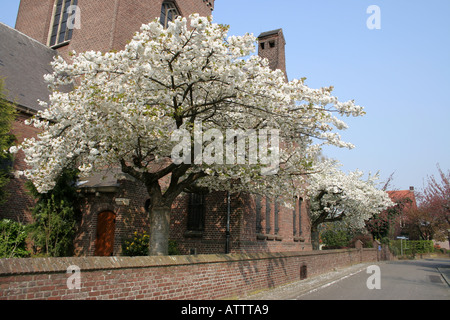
[240,262,375,300]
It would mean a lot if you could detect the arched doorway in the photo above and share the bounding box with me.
[94,211,116,256]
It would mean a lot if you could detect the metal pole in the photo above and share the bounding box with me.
[225,192,231,254]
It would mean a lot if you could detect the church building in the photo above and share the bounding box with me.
[0,0,312,256]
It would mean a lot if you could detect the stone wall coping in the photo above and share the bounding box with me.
[0,249,374,276]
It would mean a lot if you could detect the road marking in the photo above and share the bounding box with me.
[294,267,368,299]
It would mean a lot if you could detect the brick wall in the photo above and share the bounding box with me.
[75,178,150,256]
[15,0,54,44]
[76,184,313,257]
[171,191,232,255]
[232,193,312,253]
[16,0,215,62]
[0,248,380,300]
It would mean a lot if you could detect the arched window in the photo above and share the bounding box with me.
[160,1,180,28]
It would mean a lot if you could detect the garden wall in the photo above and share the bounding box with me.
[0,247,383,300]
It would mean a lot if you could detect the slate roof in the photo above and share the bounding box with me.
[0,22,57,113]
[258,29,283,39]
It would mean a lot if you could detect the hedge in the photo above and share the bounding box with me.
[390,240,434,256]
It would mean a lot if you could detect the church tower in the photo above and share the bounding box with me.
[15,0,214,60]
[257,29,288,81]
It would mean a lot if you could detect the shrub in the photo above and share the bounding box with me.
[122,231,180,256]
[321,229,351,249]
[122,231,150,256]
[0,219,30,258]
[28,195,77,257]
[390,240,435,256]
[0,78,17,205]
[27,169,80,257]
[168,239,180,255]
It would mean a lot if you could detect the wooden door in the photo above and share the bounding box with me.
[94,211,116,256]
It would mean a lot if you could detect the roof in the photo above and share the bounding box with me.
[387,189,417,210]
[258,29,283,39]
[76,168,137,192]
[0,22,57,113]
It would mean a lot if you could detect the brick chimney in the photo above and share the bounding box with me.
[257,28,288,81]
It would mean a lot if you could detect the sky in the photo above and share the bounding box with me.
[1,0,449,194]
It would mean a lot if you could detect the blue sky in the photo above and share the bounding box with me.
[1,0,449,193]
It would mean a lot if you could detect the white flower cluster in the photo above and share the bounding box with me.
[12,15,365,200]
[306,160,394,229]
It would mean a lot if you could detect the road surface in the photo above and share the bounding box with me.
[299,259,449,300]
[244,258,450,300]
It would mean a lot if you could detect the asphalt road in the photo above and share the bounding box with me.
[244,258,450,300]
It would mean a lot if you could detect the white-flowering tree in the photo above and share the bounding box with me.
[306,160,394,249]
[12,15,366,255]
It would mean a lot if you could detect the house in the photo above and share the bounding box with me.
[387,186,418,238]
[0,0,312,256]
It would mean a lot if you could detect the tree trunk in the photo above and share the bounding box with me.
[149,206,171,256]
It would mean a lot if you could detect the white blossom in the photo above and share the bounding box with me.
[17,15,365,199]
[306,160,394,230]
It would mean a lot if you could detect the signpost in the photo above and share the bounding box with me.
[396,236,409,256]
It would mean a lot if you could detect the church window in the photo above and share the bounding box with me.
[255,195,262,233]
[274,197,279,234]
[160,1,180,28]
[187,193,205,231]
[298,197,303,235]
[265,197,271,234]
[49,0,78,47]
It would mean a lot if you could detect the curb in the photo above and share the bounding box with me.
[437,268,450,287]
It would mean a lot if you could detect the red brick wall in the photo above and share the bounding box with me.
[15,0,215,62]
[15,0,54,44]
[74,179,150,256]
[234,193,312,253]
[0,248,380,300]
[75,186,313,256]
[171,191,231,255]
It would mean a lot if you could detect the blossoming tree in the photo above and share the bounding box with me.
[13,15,366,255]
[414,165,450,243]
[307,161,394,249]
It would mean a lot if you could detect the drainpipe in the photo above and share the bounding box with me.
[225,191,231,254]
